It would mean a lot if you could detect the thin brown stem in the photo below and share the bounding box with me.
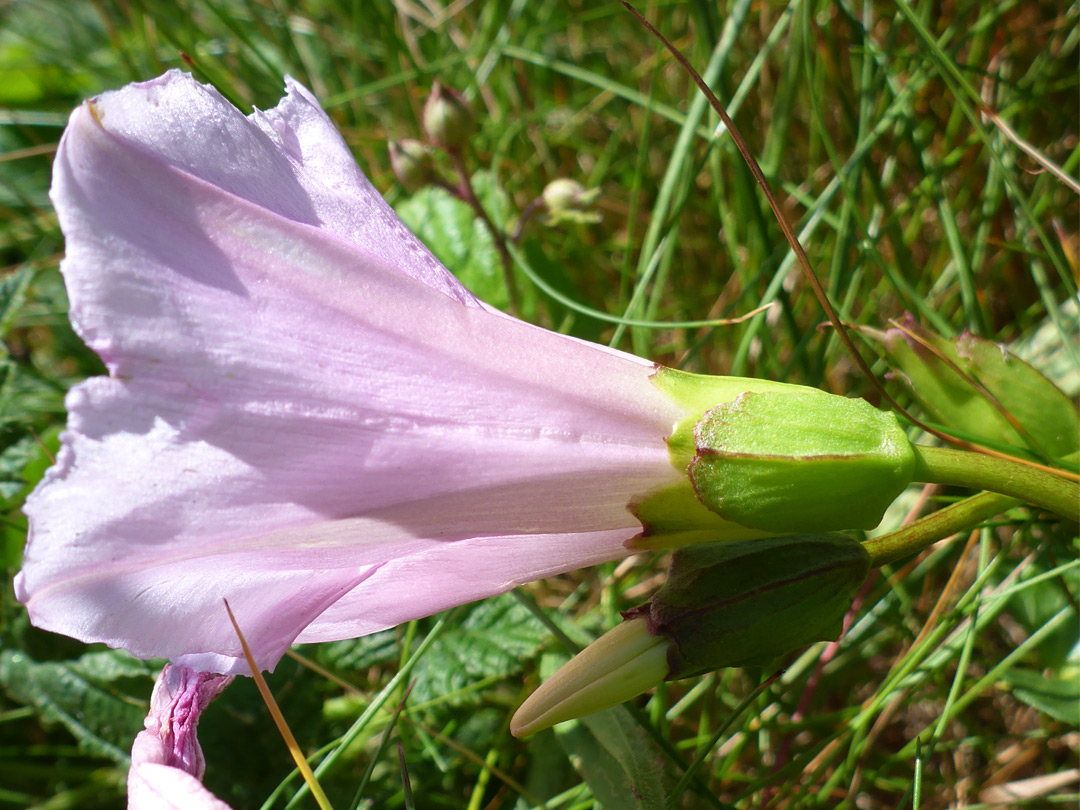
[511,196,544,243]
[446,148,520,315]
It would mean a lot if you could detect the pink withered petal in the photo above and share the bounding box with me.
[128,664,234,809]
[16,71,686,673]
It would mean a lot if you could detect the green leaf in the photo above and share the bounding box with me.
[0,424,59,566]
[0,360,69,424]
[0,436,36,501]
[553,702,667,810]
[312,628,400,674]
[1003,543,1080,670]
[395,171,517,311]
[8,424,60,498]
[0,266,36,337]
[0,649,154,764]
[1002,664,1080,725]
[409,593,547,706]
[0,425,57,507]
[884,316,1080,462]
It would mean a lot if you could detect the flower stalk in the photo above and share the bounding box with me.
[861,491,1023,568]
[909,445,1078,521]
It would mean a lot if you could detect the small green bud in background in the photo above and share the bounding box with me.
[629,534,871,678]
[388,139,435,191]
[511,535,871,734]
[422,81,473,151]
[689,391,916,533]
[541,178,601,225]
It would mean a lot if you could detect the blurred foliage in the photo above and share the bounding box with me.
[0,0,1076,808]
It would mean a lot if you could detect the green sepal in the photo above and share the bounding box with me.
[626,535,871,679]
[652,367,812,471]
[688,391,915,533]
[884,315,1079,463]
[627,479,775,550]
[634,367,833,548]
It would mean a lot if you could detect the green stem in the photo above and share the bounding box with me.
[911,444,1078,521]
[862,492,1021,567]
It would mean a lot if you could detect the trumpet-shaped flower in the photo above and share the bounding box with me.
[17,71,913,683]
[16,71,708,674]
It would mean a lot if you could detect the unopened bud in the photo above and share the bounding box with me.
[422,82,473,150]
[512,535,871,734]
[541,178,601,225]
[510,618,669,737]
[629,534,871,678]
[689,391,915,533]
[388,139,434,190]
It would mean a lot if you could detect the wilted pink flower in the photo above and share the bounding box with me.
[128,664,234,809]
[16,71,692,674]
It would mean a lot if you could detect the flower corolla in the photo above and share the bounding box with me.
[16,71,710,674]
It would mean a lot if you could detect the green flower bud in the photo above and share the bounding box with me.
[511,535,871,734]
[541,178,601,225]
[688,391,916,533]
[627,535,871,678]
[422,81,473,150]
[510,617,669,737]
[631,369,818,551]
[388,139,434,190]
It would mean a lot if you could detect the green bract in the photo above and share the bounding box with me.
[640,368,917,542]
[632,368,809,549]
[884,315,1079,464]
[689,391,916,533]
[626,535,871,678]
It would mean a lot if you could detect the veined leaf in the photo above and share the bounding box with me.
[410,593,547,707]
[0,649,153,764]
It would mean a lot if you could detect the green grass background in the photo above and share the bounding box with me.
[0,0,1077,808]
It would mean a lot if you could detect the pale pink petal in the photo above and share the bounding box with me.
[296,527,635,643]
[128,665,234,809]
[128,766,233,810]
[85,70,472,306]
[17,72,684,673]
